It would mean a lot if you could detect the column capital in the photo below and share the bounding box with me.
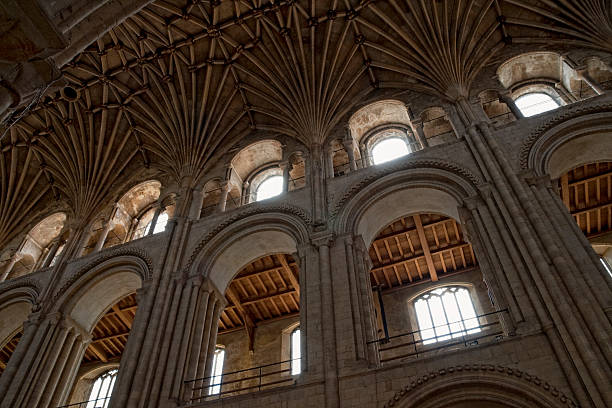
[311,232,335,248]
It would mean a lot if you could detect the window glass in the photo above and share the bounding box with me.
[601,257,612,278]
[371,138,410,165]
[209,347,225,395]
[290,328,301,375]
[414,286,480,345]
[86,369,118,408]
[143,212,168,235]
[515,92,559,117]
[256,176,283,201]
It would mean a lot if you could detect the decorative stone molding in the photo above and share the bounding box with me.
[185,203,311,270]
[330,158,483,217]
[52,247,154,305]
[384,364,577,408]
[519,100,612,170]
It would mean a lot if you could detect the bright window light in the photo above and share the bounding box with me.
[515,93,559,117]
[601,257,612,278]
[144,212,168,235]
[371,138,410,165]
[414,286,480,345]
[209,347,225,395]
[256,176,284,201]
[291,328,301,375]
[86,369,118,408]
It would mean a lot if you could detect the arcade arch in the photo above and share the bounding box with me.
[186,215,308,401]
[0,288,36,376]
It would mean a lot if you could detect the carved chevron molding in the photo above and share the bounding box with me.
[185,204,311,271]
[51,247,154,305]
[519,101,612,170]
[330,158,483,217]
[384,363,577,408]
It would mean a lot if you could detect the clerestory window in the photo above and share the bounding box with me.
[515,92,559,117]
[371,137,410,165]
[414,286,480,345]
[143,212,168,235]
[256,175,284,201]
[86,369,118,408]
[601,257,612,278]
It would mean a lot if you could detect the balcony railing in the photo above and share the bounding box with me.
[369,309,508,364]
[57,396,110,408]
[184,358,300,403]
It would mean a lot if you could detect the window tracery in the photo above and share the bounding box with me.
[85,369,118,408]
[414,286,480,345]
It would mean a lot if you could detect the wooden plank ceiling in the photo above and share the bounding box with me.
[369,213,477,290]
[559,162,612,238]
[219,254,300,350]
[0,331,21,375]
[83,293,137,364]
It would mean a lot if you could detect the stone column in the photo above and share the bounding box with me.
[341,139,357,171]
[0,251,23,282]
[410,119,429,149]
[0,312,90,408]
[93,220,114,252]
[241,181,250,204]
[41,238,64,269]
[148,204,163,236]
[498,91,524,120]
[576,68,605,95]
[325,144,335,179]
[279,161,291,192]
[359,143,370,167]
[188,188,205,220]
[312,234,340,408]
[454,97,611,407]
[217,181,231,213]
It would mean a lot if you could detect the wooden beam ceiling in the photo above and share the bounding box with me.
[559,162,612,238]
[219,254,300,337]
[369,213,477,291]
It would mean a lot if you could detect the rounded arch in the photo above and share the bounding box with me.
[334,164,479,247]
[230,139,283,182]
[0,284,39,349]
[385,365,575,408]
[523,110,612,177]
[117,180,161,218]
[52,254,150,333]
[190,211,310,292]
[348,99,411,145]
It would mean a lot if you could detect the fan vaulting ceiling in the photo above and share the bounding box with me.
[1,0,610,247]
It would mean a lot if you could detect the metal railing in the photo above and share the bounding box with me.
[184,358,300,403]
[58,396,110,408]
[369,309,508,364]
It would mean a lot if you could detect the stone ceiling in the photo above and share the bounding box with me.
[0,0,610,247]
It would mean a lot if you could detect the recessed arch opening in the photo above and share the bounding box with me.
[62,263,145,407]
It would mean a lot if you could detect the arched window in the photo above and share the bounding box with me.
[414,286,480,345]
[290,327,301,375]
[256,175,283,201]
[143,212,168,235]
[371,138,410,165]
[514,92,559,117]
[208,347,225,395]
[86,369,118,408]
